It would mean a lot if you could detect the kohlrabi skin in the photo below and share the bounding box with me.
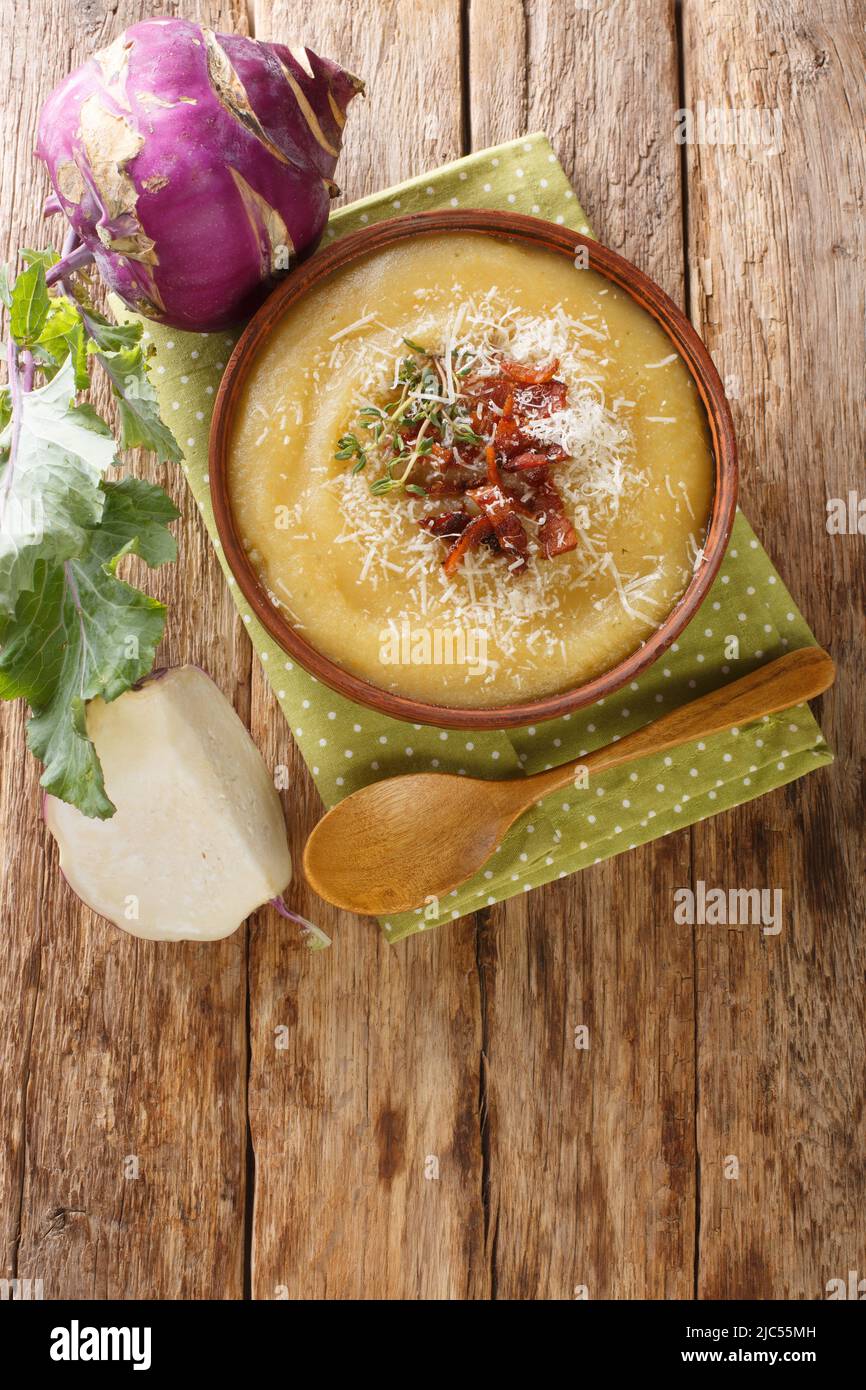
[44,667,292,941]
[36,18,363,331]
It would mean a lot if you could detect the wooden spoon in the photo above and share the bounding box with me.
[303,647,835,916]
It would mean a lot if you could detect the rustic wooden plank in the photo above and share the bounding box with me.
[469,0,697,1299]
[682,0,866,1298]
[247,0,488,1299]
[0,0,252,1299]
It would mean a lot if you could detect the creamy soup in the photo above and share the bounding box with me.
[228,233,713,705]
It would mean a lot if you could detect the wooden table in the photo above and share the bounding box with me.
[1,0,863,1301]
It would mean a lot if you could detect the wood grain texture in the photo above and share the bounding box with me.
[468,0,698,1299]
[1,0,862,1303]
[682,0,866,1299]
[247,0,488,1300]
[0,0,253,1299]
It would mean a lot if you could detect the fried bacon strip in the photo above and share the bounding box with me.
[468,481,529,572]
[442,514,494,576]
[415,358,578,575]
[500,357,560,385]
[532,475,579,558]
[419,510,472,538]
[505,450,565,472]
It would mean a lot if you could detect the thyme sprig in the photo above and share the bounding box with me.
[336,342,481,499]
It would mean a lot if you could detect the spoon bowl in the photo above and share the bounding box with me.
[303,647,835,915]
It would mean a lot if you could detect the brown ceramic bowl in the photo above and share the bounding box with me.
[210,210,737,729]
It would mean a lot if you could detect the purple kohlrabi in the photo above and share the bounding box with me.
[36,17,363,331]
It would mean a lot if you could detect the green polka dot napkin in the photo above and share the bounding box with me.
[126,134,832,944]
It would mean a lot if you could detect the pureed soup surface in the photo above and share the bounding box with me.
[228,233,714,706]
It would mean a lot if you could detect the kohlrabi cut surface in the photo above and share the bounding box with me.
[44,666,292,940]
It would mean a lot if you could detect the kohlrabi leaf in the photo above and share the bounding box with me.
[33,296,89,386]
[96,343,184,463]
[1,252,182,818]
[20,248,60,271]
[82,309,143,353]
[0,478,179,818]
[0,360,117,617]
[10,261,51,345]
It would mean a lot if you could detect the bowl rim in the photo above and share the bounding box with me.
[209,209,738,730]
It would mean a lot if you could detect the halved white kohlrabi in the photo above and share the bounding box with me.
[44,666,295,942]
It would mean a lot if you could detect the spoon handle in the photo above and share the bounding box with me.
[522,647,835,803]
